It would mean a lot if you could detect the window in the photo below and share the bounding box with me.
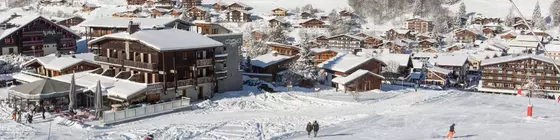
[212,28,218,34]
[537,73,542,76]
[497,77,502,80]
[183,52,188,60]
[223,46,227,51]
[547,73,552,76]
[183,71,188,78]
[223,63,227,68]
[196,51,201,58]
[517,71,522,74]
[8,48,13,54]
[547,80,551,83]
[507,77,512,80]
[498,70,503,73]
[517,78,521,82]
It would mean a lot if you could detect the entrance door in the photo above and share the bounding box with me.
[198,86,204,100]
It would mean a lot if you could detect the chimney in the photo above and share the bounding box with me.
[127,21,139,34]
[272,51,278,57]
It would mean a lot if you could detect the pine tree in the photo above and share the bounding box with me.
[179,9,190,21]
[550,0,560,26]
[505,6,516,26]
[288,40,317,87]
[266,25,288,44]
[455,2,466,27]
[533,1,546,30]
[413,0,422,17]
[245,56,253,72]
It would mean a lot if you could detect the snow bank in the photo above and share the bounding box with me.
[447,0,553,18]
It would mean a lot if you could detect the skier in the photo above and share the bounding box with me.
[11,111,16,121]
[144,134,154,140]
[27,113,33,124]
[312,121,319,137]
[446,123,455,139]
[306,122,313,137]
[17,111,22,123]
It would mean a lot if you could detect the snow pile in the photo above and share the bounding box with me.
[53,116,87,129]
[0,54,33,74]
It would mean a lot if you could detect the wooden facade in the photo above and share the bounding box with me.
[227,3,251,10]
[405,18,433,33]
[272,8,287,16]
[481,56,560,93]
[419,40,436,49]
[299,19,324,28]
[212,2,227,11]
[385,29,413,40]
[425,68,449,86]
[168,9,183,17]
[336,72,383,92]
[127,0,147,5]
[355,33,383,48]
[187,6,209,21]
[225,10,251,22]
[327,34,364,51]
[55,16,85,27]
[0,16,80,56]
[455,29,477,43]
[194,23,231,35]
[183,0,202,9]
[27,60,99,77]
[315,35,329,46]
[312,50,338,66]
[269,43,299,56]
[90,39,218,101]
[151,9,168,17]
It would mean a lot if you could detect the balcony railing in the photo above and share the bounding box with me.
[147,83,164,92]
[21,50,44,56]
[58,47,76,51]
[166,79,194,88]
[123,59,157,70]
[95,56,157,70]
[22,31,43,37]
[197,76,214,84]
[197,59,213,66]
[22,40,44,46]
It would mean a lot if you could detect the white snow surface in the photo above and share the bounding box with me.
[448,0,554,18]
[1,84,560,139]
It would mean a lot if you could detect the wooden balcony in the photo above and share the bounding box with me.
[166,79,194,88]
[123,59,157,70]
[21,50,44,56]
[196,59,213,67]
[216,72,227,80]
[147,83,164,92]
[22,31,44,37]
[22,40,44,46]
[94,56,123,65]
[197,76,214,84]
[58,47,76,51]
[95,56,157,70]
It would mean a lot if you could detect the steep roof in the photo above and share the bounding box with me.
[251,52,294,68]
[375,53,411,67]
[300,18,324,24]
[80,17,189,28]
[318,54,385,73]
[228,2,251,8]
[481,54,560,66]
[0,16,80,41]
[332,69,384,85]
[427,66,452,75]
[268,17,287,24]
[88,29,223,51]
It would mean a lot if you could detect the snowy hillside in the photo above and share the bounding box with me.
[448,0,554,18]
[201,0,349,14]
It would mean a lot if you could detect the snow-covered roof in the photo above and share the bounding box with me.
[421,39,437,44]
[412,60,424,69]
[226,9,251,14]
[152,8,169,13]
[545,44,560,52]
[430,54,469,67]
[251,52,294,68]
[12,73,44,83]
[89,29,223,51]
[332,69,384,85]
[189,6,211,12]
[412,52,437,58]
[508,40,539,48]
[375,53,410,67]
[52,71,148,100]
[328,34,365,41]
[80,17,188,29]
[22,54,97,71]
[483,22,500,27]
[83,3,99,8]
[0,16,80,41]
[228,2,251,9]
[515,35,543,42]
[318,54,385,73]
[268,17,287,24]
[427,66,452,75]
[481,54,560,66]
[272,7,287,11]
[355,33,383,40]
[392,29,410,34]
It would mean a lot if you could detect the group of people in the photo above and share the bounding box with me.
[10,105,48,124]
[305,121,320,137]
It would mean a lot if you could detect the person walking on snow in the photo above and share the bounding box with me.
[11,111,16,121]
[557,96,560,103]
[312,121,320,137]
[144,134,153,140]
[17,111,22,123]
[446,123,455,140]
[306,122,313,137]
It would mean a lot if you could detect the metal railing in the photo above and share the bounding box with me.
[196,59,213,66]
[197,76,214,84]
[102,98,191,125]
[166,79,194,87]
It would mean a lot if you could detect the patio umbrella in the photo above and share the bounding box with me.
[68,73,76,112]
[95,80,103,118]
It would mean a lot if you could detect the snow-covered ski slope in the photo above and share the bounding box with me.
[1,85,560,139]
[448,0,554,18]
